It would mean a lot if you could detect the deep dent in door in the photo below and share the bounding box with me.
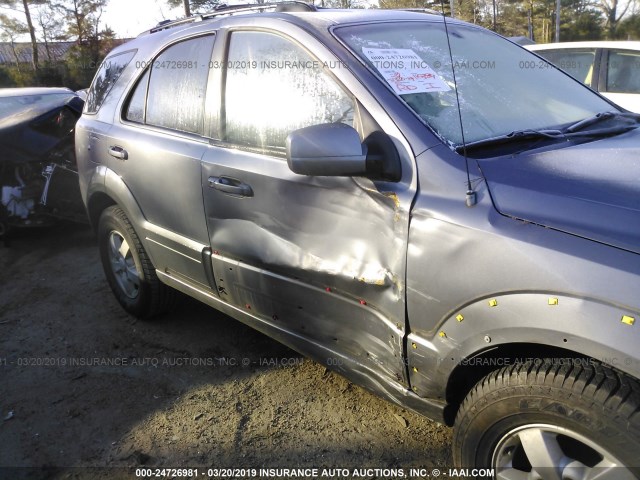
[204,172,410,386]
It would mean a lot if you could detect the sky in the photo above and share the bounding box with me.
[101,0,185,38]
[1,0,186,41]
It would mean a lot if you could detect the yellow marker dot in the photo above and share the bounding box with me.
[548,298,559,306]
[622,315,636,326]
[411,342,418,349]
[412,367,419,373]
[439,331,447,338]
[456,314,464,322]
[488,299,498,307]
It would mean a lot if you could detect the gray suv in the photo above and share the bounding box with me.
[76,3,640,476]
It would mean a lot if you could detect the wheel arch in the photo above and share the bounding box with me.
[87,167,146,234]
[442,343,592,425]
[87,191,116,232]
[405,292,640,425]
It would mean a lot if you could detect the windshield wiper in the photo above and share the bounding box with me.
[564,111,640,133]
[458,129,565,153]
[459,119,639,154]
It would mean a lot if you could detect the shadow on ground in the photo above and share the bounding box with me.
[0,225,452,480]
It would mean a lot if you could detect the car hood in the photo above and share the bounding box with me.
[478,128,640,254]
[0,95,83,164]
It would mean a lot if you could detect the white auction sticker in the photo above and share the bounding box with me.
[362,47,450,94]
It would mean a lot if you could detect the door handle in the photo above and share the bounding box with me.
[108,146,128,160]
[207,176,253,197]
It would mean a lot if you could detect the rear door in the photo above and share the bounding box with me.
[200,27,415,385]
[108,35,216,287]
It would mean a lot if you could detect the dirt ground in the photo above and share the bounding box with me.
[0,223,452,480]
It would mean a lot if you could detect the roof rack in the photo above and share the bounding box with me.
[149,1,317,34]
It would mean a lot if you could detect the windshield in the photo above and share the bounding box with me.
[334,21,618,146]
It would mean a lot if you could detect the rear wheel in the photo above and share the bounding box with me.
[98,206,175,319]
[453,360,640,479]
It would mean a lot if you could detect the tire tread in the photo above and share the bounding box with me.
[453,359,640,469]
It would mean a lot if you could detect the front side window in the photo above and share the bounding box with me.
[605,50,640,94]
[86,50,136,114]
[334,22,616,146]
[224,31,354,152]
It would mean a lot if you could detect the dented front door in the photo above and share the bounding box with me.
[200,29,410,386]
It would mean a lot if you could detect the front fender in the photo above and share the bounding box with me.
[407,292,640,400]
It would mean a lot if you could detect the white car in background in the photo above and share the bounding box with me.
[527,41,640,113]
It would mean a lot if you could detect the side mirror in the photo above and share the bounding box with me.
[286,123,368,177]
[286,123,402,181]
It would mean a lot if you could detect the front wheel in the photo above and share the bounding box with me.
[98,206,175,319]
[453,360,640,479]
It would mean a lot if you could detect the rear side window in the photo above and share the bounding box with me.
[605,50,640,94]
[126,69,150,123]
[86,50,136,114]
[537,49,596,85]
[125,35,215,135]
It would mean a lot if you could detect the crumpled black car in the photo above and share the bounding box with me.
[0,87,86,237]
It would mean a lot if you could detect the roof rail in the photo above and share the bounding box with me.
[149,16,204,34]
[149,1,316,34]
[397,8,444,16]
[206,1,317,15]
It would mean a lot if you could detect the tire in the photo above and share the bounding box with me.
[98,205,175,319]
[453,360,640,479]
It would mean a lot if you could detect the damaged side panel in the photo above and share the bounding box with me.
[201,147,410,385]
[404,147,640,401]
